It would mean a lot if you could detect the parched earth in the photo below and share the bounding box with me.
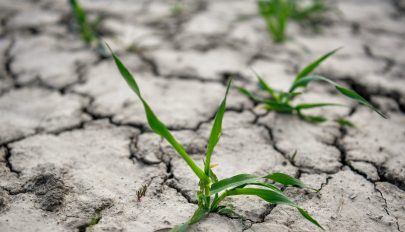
[0,0,404,231]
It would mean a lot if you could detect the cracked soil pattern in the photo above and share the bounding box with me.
[0,0,404,231]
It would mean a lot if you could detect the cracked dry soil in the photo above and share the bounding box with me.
[0,0,404,231]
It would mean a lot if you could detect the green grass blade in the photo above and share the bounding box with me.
[263,101,294,113]
[210,174,259,195]
[335,118,355,127]
[293,48,341,83]
[298,208,324,230]
[245,182,283,193]
[238,87,264,103]
[227,188,298,207]
[227,188,323,229]
[204,80,232,175]
[255,74,278,100]
[171,207,209,232]
[335,85,387,118]
[294,102,343,110]
[69,0,94,44]
[300,114,328,124]
[265,173,317,191]
[289,75,386,118]
[107,44,208,182]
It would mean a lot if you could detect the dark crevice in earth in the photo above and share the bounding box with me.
[363,44,395,74]
[3,145,21,176]
[334,125,405,191]
[129,134,162,166]
[260,123,336,175]
[138,52,160,76]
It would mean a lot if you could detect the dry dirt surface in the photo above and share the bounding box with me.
[0,0,405,231]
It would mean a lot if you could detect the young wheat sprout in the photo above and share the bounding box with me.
[69,0,108,57]
[107,44,324,231]
[239,48,387,124]
[258,0,327,43]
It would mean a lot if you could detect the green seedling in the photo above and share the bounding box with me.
[170,1,185,17]
[69,0,108,57]
[239,48,387,124]
[107,44,324,231]
[258,0,327,42]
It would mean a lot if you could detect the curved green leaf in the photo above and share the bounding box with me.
[265,173,316,191]
[210,174,258,195]
[204,80,232,174]
[257,75,278,100]
[246,182,283,193]
[226,188,323,229]
[263,101,294,112]
[107,44,208,182]
[238,87,264,103]
[298,208,324,230]
[171,207,209,232]
[289,75,386,118]
[295,102,343,110]
[293,48,341,82]
[226,188,297,207]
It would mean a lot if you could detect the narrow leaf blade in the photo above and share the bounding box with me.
[107,44,207,182]
[265,173,316,191]
[210,174,259,195]
[295,102,343,110]
[204,80,232,174]
[227,188,298,207]
[294,48,341,82]
[298,208,324,230]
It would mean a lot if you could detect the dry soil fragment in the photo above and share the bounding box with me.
[259,113,342,173]
[0,87,89,144]
[74,60,234,129]
[11,35,96,88]
[265,169,399,231]
[343,108,405,189]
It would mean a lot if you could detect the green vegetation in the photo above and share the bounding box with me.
[239,48,387,124]
[107,44,324,231]
[69,0,108,57]
[258,0,327,43]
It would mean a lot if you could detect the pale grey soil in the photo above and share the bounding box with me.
[0,0,404,231]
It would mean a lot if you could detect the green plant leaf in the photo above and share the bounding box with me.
[298,208,324,230]
[107,44,208,182]
[265,173,316,191]
[256,75,278,100]
[204,80,232,175]
[171,207,209,232]
[295,102,343,110]
[246,182,283,193]
[335,85,386,118]
[226,188,298,207]
[238,87,264,103]
[69,0,95,44]
[335,118,355,127]
[226,188,323,229]
[293,48,340,83]
[263,101,294,112]
[290,75,386,118]
[210,174,259,195]
[301,114,328,124]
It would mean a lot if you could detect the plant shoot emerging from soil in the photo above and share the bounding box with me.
[107,45,324,231]
[258,0,327,42]
[69,0,108,57]
[239,48,387,124]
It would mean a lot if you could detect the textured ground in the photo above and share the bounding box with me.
[0,0,404,231]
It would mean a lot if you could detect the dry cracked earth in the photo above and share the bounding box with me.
[0,0,405,231]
